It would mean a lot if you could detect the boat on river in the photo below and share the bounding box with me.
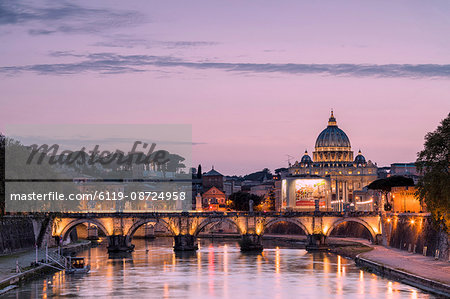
[65,257,90,274]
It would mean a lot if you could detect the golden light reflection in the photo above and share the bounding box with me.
[411,289,418,299]
[321,254,330,295]
[336,256,343,295]
[323,255,330,273]
[359,270,365,294]
[388,281,393,294]
[275,247,280,274]
[163,283,169,299]
[172,253,176,269]
[223,244,228,298]
[197,251,202,272]
[257,254,262,274]
[105,258,113,290]
[223,244,228,274]
[208,244,215,296]
[337,255,341,277]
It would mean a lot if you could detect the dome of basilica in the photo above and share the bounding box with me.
[315,111,351,149]
[301,150,312,163]
[354,150,366,164]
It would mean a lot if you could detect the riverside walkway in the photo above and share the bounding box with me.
[0,242,90,290]
[358,244,450,285]
[0,249,44,283]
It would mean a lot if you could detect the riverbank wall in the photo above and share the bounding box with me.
[355,255,450,297]
[382,213,449,260]
[0,217,35,255]
[0,215,57,256]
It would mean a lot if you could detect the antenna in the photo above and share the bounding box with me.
[286,154,294,166]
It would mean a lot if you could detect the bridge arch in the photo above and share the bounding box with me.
[325,217,377,241]
[263,218,311,235]
[60,219,109,241]
[194,218,243,236]
[125,219,173,244]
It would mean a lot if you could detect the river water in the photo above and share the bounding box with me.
[4,238,436,298]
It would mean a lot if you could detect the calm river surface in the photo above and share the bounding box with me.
[4,238,436,298]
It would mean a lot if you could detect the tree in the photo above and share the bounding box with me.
[243,168,272,182]
[165,154,186,173]
[197,164,202,179]
[416,113,450,230]
[367,176,414,211]
[228,191,263,211]
[0,134,4,215]
[274,168,288,175]
[266,188,276,211]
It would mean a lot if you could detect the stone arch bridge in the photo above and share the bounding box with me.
[51,211,382,252]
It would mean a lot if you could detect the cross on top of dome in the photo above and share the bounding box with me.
[328,110,337,126]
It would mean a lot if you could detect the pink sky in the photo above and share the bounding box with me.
[1,0,449,175]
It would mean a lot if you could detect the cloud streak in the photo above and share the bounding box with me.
[92,35,219,50]
[0,1,146,35]
[1,52,450,79]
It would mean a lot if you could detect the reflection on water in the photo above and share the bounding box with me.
[4,238,436,298]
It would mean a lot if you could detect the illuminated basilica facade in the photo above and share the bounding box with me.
[288,111,378,211]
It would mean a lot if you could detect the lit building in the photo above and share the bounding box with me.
[283,111,378,211]
[353,189,381,212]
[390,186,424,213]
[202,186,227,211]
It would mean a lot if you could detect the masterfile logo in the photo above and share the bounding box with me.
[4,124,192,212]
